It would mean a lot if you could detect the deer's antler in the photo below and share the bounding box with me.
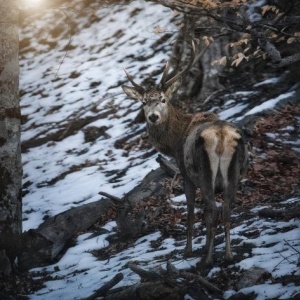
[159,40,210,90]
[123,69,145,93]
[158,40,196,90]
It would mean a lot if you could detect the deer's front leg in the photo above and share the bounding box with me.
[184,179,196,256]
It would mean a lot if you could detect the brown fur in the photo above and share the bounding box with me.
[148,105,220,158]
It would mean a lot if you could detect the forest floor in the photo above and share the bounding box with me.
[1,0,299,299]
[1,68,299,299]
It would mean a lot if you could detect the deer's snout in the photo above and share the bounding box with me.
[148,113,160,124]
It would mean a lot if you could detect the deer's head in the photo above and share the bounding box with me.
[122,44,196,125]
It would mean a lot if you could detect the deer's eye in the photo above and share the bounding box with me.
[161,99,166,103]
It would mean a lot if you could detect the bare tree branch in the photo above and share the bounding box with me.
[258,38,281,63]
[276,53,300,67]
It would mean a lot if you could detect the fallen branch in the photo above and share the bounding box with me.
[104,261,222,300]
[180,271,222,295]
[99,191,123,205]
[128,263,162,281]
[284,239,300,256]
[115,165,169,238]
[156,154,179,177]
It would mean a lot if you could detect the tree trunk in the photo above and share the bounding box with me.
[0,0,22,274]
[196,35,228,101]
[167,14,231,105]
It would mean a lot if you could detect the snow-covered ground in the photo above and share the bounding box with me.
[19,1,300,299]
[29,198,300,300]
[21,0,175,230]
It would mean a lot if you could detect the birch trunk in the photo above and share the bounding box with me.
[0,0,22,271]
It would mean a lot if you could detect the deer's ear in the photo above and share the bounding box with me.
[164,79,181,99]
[122,85,143,101]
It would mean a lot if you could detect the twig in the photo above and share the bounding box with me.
[50,8,73,90]
[170,172,180,191]
[273,241,300,270]
[284,239,300,255]
[193,44,210,65]
[278,251,294,264]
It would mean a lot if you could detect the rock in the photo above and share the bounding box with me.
[83,126,110,143]
[237,267,268,290]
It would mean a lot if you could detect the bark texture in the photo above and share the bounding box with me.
[196,35,227,100]
[0,0,22,266]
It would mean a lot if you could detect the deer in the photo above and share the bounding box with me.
[121,45,249,265]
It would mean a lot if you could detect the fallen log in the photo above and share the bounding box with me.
[19,156,179,270]
[115,162,173,238]
[20,198,115,270]
[258,207,300,220]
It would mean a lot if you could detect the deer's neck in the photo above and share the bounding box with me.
[147,105,192,157]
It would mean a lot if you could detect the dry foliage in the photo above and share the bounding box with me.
[151,0,300,68]
[241,105,300,207]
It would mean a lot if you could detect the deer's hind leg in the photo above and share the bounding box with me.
[221,144,241,261]
[198,144,219,265]
[202,190,218,265]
